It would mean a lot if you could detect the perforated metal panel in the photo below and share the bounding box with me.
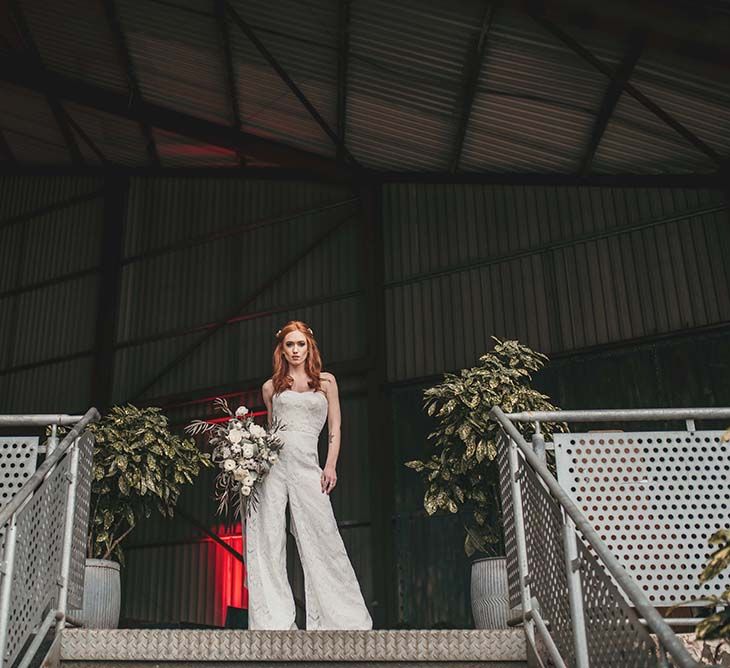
[554,431,729,606]
[5,455,71,667]
[0,437,39,557]
[68,432,94,609]
[497,438,520,610]
[521,462,576,666]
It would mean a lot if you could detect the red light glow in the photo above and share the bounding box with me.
[208,525,248,618]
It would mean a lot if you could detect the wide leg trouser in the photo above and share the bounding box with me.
[245,429,373,630]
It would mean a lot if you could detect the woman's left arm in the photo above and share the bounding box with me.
[321,372,341,495]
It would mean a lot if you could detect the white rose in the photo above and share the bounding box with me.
[249,424,266,439]
[228,429,243,444]
[241,485,252,496]
[242,444,255,459]
[223,459,236,472]
[236,406,249,418]
[243,473,255,487]
[220,446,231,459]
[233,467,247,482]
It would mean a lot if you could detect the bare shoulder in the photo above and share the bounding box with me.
[261,378,274,398]
[320,371,338,394]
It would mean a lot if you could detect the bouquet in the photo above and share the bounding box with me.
[185,397,284,519]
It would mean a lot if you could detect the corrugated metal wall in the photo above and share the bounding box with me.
[2,176,729,628]
[383,184,730,381]
[0,176,103,412]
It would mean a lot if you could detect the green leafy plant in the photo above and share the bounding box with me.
[405,338,564,558]
[79,405,212,565]
[694,528,730,641]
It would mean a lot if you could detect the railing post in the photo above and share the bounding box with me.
[506,434,536,648]
[562,514,590,668]
[47,423,59,457]
[56,437,81,633]
[0,517,18,668]
[531,422,546,465]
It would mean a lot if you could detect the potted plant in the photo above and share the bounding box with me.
[405,338,563,629]
[67,405,212,628]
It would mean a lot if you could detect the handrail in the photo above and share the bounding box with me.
[505,407,730,422]
[0,414,85,426]
[0,407,99,528]
[490,405,703,668]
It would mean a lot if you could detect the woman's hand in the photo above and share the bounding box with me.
[321,464,337,494]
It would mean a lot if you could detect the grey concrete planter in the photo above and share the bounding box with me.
[71,558,121,629]
[470,556,509,629]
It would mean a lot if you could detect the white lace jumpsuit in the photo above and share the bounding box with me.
[245,389,373,630]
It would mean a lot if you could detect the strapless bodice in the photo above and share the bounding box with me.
[272,390,328,437]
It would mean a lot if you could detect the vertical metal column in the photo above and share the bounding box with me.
[506,436,536,647]
[562,514,590,668]
[91,175,128,412]
[0,518,18,668]
[56,439,81,632]
[360,183,395,627]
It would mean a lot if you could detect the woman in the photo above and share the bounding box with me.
[245,320,373,631]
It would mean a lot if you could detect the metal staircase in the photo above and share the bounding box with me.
[491,406,730,668]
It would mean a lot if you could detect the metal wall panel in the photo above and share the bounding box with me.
[461,7,620,173]
[0,176,101,220]
[228,0,338,158]
[0,355,93,413]
[0,84,70,165]
[383,184,730,380]
[21,0,127,94]
[0,198,103,291]
[65,104,148,166]
[593,48,729,174]
[347,0,483,171]
[116,0,230,127]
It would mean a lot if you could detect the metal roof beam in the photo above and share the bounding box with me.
[580,28,646,176]
[102,0,160,166]
[9,0,85,166]
[450,2,496,173]
[528,7,725,168]
[336,0,351,165]
[214,0,245,167]
[225,1,361,170]
[0,53,349,179]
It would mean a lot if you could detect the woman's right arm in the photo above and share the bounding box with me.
[261,379,273,429]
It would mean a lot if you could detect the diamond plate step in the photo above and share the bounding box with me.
[59,629,527,667]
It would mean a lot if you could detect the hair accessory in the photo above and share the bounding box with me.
[275,326,314,338]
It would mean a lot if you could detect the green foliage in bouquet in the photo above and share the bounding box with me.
[694,528,730,641]
[405,338,564,558]
[86,405,212,565]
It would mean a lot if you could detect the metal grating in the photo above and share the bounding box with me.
[5,455,71,668]
[68,432,95,609]
[554,431,729,606]
[496,436,520,610]
[577,538,660,667]
[0,437,39,556]
[520,462,575,666]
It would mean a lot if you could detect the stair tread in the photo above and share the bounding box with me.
[60,629,526,663]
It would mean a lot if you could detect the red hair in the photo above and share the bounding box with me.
[271,321,323,394]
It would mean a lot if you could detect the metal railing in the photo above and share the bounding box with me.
[491,406,730,668]
[0,408,99,668]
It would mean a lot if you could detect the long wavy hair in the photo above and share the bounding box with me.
[272,320,323,394]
